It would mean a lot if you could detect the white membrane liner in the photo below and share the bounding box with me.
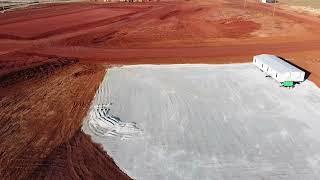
[82,63,320,180]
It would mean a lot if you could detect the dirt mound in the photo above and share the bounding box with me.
[217,17,261,38]
[0,57,78,88]
[160,10,181,20]
[29,130,131,180]
[0,62,130,179]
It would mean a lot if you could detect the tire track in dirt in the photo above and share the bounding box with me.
[0,10,140,40]
[160,9,181,20]
[53,4,176,47]
[0,6,104,26]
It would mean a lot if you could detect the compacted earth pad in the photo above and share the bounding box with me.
[84,63,320,179]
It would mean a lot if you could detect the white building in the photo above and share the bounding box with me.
[253,54,305,83]
[261,0,276,3]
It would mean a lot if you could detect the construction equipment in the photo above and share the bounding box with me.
[281,81,294,88]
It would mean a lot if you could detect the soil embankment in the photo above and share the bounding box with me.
[29,130,131,179]
[0,60,130,179]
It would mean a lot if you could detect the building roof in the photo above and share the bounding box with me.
[254,54,304,74]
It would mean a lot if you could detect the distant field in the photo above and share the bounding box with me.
[0,0,81,10]
[281,0,320,8]
[0,1,37,10]
[280,0,320,16]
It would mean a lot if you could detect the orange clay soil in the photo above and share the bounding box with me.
[0,61,130,179]
[1,0,320,179]
[29,130,131,179]
[0,0,320,83]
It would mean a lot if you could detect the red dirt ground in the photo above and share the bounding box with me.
[29,130,131,179]
[0,62,129,179]
[1,0,320,179]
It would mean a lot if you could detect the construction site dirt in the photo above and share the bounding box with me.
[1,0,320,179]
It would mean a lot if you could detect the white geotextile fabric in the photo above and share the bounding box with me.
[83,64,320,180]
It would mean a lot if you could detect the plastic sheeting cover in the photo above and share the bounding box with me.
[83,64,320,180]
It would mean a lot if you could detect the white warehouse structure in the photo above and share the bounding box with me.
[261,0,275,3]
[253,54,305,86]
